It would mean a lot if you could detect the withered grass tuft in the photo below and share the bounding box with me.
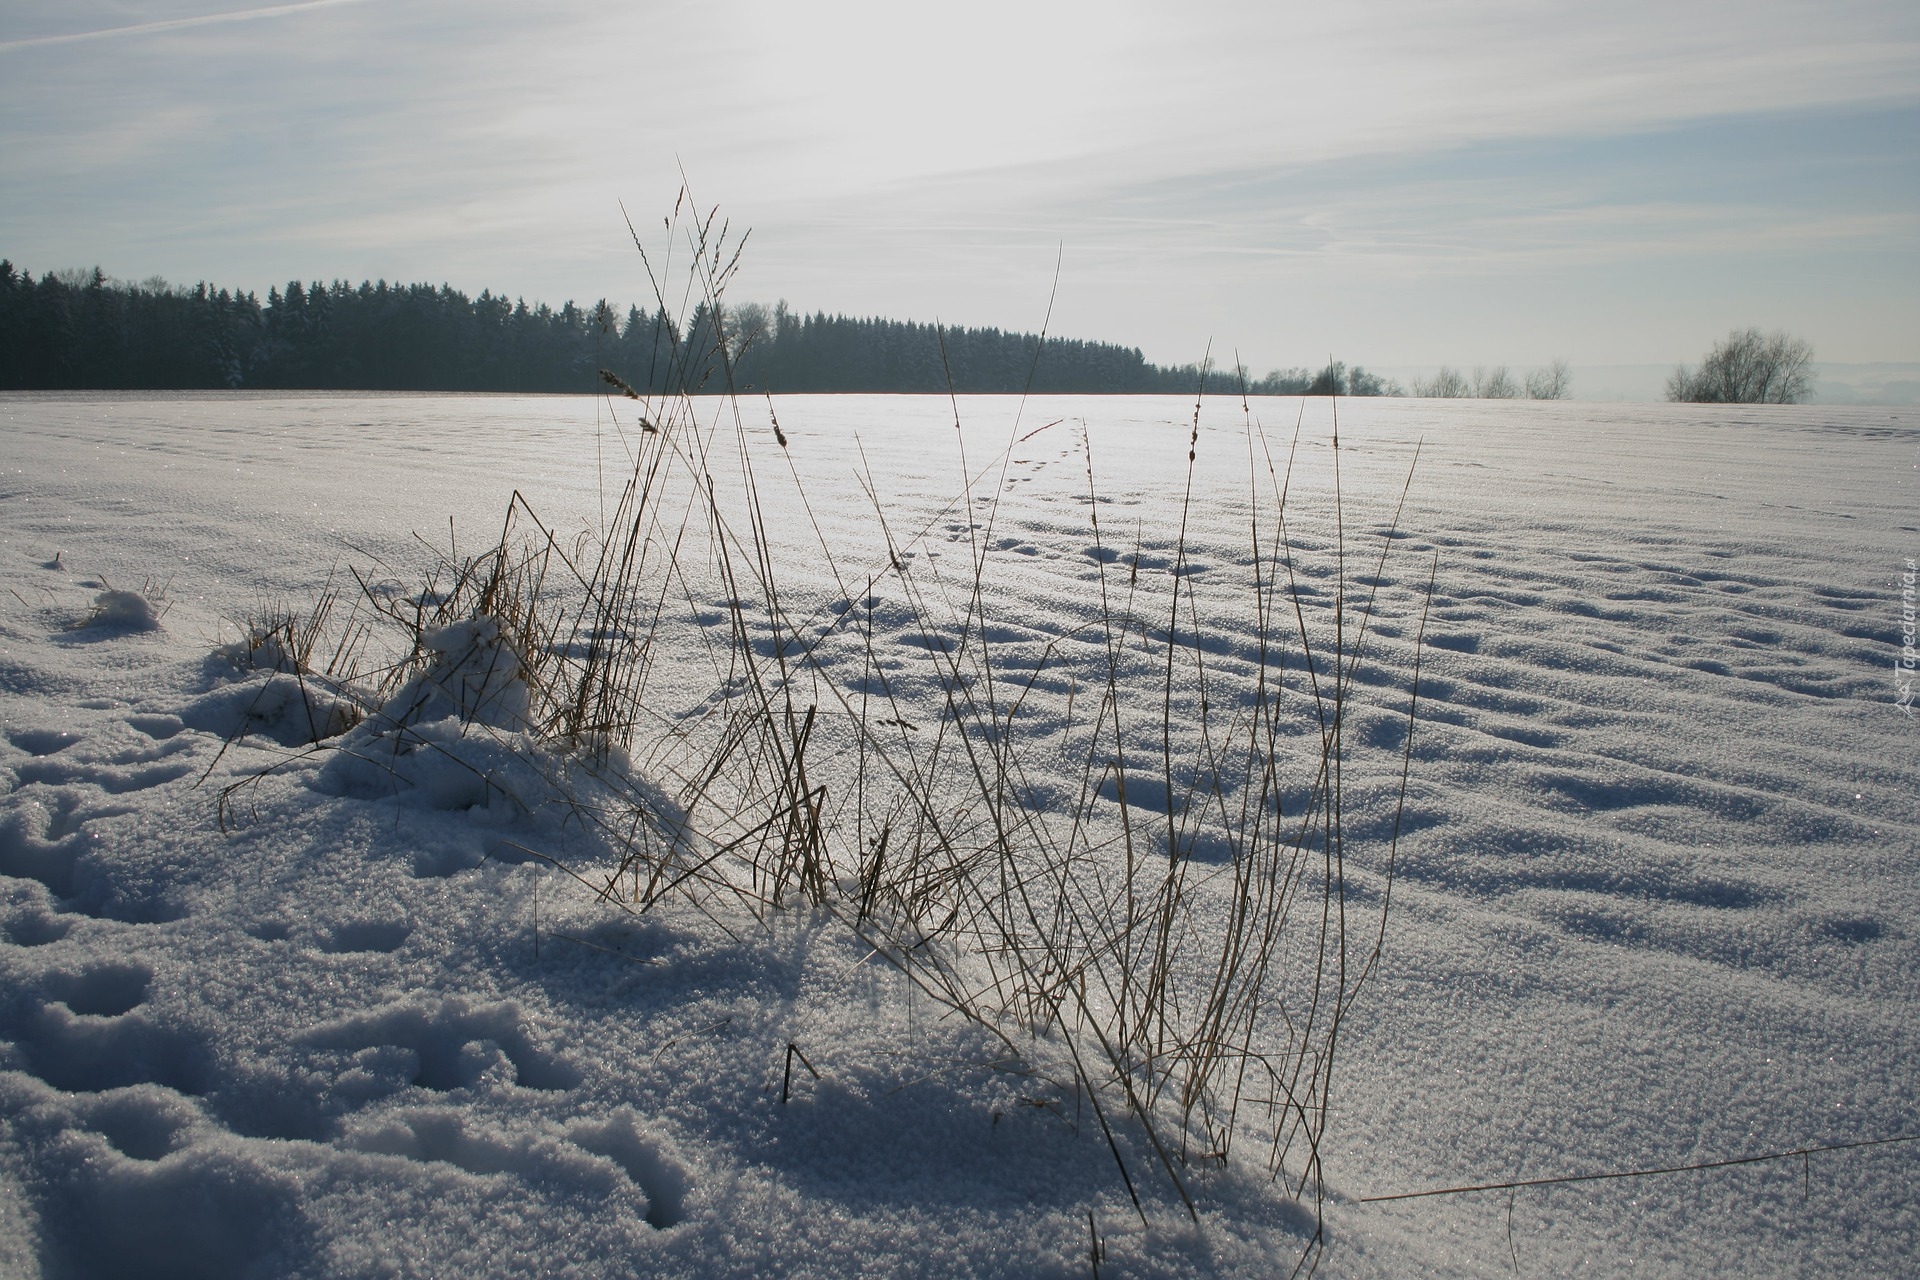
[239,189,1434,1268]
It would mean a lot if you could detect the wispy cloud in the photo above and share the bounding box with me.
[0,0,377,54]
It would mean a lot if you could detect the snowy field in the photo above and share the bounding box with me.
[0,390,1915,1278]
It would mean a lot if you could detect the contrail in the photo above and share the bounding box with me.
[0,0,379,53]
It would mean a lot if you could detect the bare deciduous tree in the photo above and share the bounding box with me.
[1666,329,1814,404]
[1525,358,1571,400]
[1349,365,1400,396]
[1473,365,1519,398]
[723,301,774,361]
[1412,366,1469,397]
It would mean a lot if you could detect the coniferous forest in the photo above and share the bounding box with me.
[0,261,1390,396]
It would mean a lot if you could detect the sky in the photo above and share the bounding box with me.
[2,0,1917,372]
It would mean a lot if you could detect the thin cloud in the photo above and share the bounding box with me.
[0,0,377,53]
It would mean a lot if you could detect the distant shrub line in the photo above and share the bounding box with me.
[1410,360,1571,400]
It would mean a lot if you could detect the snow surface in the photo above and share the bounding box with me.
[0,390,1916,1277]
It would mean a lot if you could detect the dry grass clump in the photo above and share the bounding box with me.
[246,191,1434,1268]
[220,577,363,677]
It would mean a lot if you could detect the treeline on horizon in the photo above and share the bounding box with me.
[0,260,1399,397]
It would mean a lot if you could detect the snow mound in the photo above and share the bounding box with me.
[209,623,303,676]
[317,614,554,817]
[182,674,360,748]
[377,616,533,732]
[84,589,161,632]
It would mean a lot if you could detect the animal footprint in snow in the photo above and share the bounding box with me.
[5,727,80,757]
[44,959,151,1016]
[39,1100,294,1279]
[300,996,580,1093]
[72,1083,207,1162]
[2,907,72,947]
[315,916,412,954]
[337,1107,690,1230]
[12,749,194,795]
[16,969,211,1095]
[0,792,177,920]
[0,798,92,897]
[568,1108,692,1228]
[126,713,185,740]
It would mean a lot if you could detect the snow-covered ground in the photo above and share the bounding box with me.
[0,390,1915,1278]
